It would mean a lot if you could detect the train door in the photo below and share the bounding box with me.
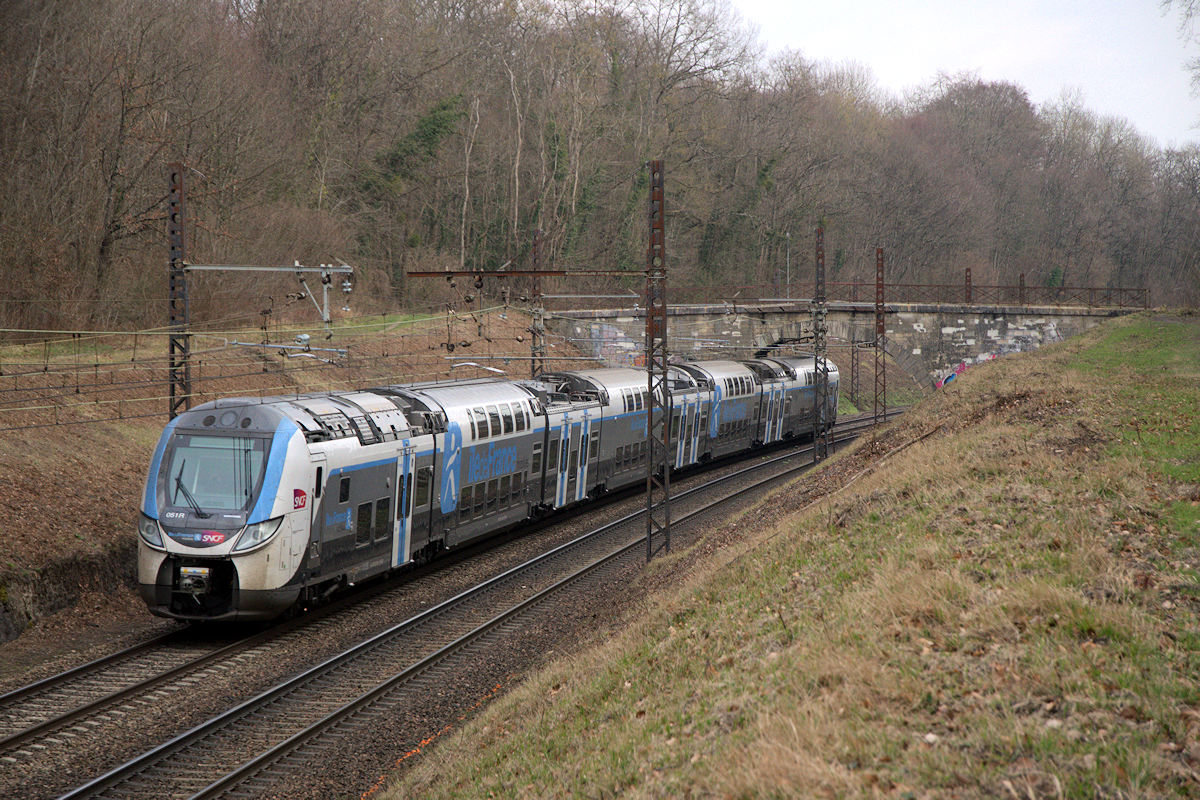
[391,449,413,568]
[775,385,787,441]
[696,400,710,459]
[408,456,434,556]
[678,401,695,467]
[581,415,600,499]
[563,420,582,504]
[543,422,560,508]
[307,453,327,576]
[764,386,773,441]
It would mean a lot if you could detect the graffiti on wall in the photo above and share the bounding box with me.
[936,353,998,387]
[582,322,639,366]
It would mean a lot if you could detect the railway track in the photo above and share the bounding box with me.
[0,411,889,766]
[49,411,895,800]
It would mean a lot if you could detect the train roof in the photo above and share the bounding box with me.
[770,355,839,375]
[183,390,419,445]
[400,378,533,408]
[677,360,756,384]
[172,351,840,446]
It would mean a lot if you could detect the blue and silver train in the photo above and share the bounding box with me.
[137,357,838,620]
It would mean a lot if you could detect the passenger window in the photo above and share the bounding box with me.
[488,405,502,437]
[502,405,514,434]
[531,443,543,474]
[460,487,472,521]
[512,472,523,495]
[375,498,391,542]
[355,502,372,546]
[339,476,351,503]
[499,474,511,503]
[671,412,681,438]
[486,479,498,510]
[473,407,488,439]
[474,484,486,514]
[513,403,525,431]
[547,438,559,471]
[415,467,431,507]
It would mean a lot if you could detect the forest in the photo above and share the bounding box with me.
[2,0,1198,334]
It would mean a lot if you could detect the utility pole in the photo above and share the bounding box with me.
[785,231,791,300]
[849,333,860,409]
[812,226,830,461]
[530,229,547,378]
[167,163,191,419]
[645,160,671,561]
[874,247,887,426]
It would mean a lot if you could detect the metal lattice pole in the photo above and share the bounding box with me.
[645,160,670,561]
[812,226,829,461]
[874,247,887,426]
[530,229,546,378]
[167,163,191,419]
[849,332,860,409]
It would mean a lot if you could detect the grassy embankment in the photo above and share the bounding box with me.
[387,313,1200,798]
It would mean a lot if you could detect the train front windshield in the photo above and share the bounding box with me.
[163,434,270,513]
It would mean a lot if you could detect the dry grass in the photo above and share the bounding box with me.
[385,312,1200,799]
[0,307,595,579]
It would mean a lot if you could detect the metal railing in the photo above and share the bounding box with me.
[545,277,1148,310]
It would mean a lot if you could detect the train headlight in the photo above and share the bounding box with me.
[138,513,164,549]
[233,517,283,553]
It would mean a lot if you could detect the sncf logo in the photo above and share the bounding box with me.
[294,489,307,510]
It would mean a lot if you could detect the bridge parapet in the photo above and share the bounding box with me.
[543,281,1148,311]
[545,301,1135,388]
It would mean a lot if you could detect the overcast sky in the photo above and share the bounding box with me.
[730,0,1200,150]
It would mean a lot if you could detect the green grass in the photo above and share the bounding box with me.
[384,313,1200,799]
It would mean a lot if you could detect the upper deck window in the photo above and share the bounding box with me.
[472,407,488,439]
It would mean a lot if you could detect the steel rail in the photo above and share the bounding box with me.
[193,413,894,798]
[2,413,884,757]
[59,411,898,800]
[0,616,314,753]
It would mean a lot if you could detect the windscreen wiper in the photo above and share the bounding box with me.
[173,460,211,519]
